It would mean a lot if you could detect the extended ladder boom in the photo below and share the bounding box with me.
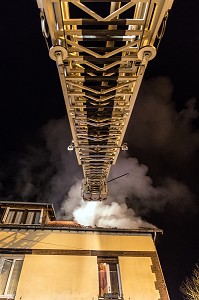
[36,0,173,200]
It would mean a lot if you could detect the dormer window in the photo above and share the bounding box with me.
[1,208,43,225]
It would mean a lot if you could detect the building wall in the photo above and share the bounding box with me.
[14,254,162,300]
[0,230,169,300]
[0,230,156,251]
[120,257,160,300]
[16,255,98,300]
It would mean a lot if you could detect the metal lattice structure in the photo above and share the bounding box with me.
[36,0,173,200]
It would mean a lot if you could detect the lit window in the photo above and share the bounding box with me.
[98,257,123,299]
[0,256,23,299]
[1,208,43,225]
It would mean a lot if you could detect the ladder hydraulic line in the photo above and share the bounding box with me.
[36,0,174,201]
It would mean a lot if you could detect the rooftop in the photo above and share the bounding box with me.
[0,201,162,236]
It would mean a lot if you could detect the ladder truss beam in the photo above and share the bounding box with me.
[37,0,174,200]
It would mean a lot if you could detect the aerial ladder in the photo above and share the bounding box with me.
[36,0,174,201]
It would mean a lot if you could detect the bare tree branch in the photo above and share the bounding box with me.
[180,263,199,300]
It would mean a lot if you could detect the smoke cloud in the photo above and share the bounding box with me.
[0,118,81,209]
[60,154,195,228]
[41,118,82,206]
[60,179,154,229]
[127,77,199,161]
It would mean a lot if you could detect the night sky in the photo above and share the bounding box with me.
[0,1,199,299]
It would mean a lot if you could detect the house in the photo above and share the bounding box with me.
[0,201,169,300]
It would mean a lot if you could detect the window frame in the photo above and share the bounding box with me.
[97,257,123,300]
[0,255,24,299]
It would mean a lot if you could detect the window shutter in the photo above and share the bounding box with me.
[25,211,35,224]
[39,209,44,224]
[15,211,24,224]
[2,207,10,223]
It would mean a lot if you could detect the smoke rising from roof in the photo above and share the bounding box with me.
[60,154,195,228]
[60,180,155,229]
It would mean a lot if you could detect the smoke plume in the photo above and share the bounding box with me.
[127,77,199,162]
[60,154,195,228]
[60,178,153,228]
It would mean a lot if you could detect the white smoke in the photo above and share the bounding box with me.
[73,201,152,229]
[61,154,195,229]
[108,155,195,214]
[61,179,154,229]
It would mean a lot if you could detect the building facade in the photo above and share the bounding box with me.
[0,201,169,300]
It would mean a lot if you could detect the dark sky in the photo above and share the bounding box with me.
[0,1,199,299]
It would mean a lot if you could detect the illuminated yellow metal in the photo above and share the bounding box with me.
[36,0,174,200]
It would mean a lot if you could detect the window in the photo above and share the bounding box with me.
[98,257,122,299]
[0,256,23,299]
[2,208,43,225]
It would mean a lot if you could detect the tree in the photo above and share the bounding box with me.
[180,263,199,300]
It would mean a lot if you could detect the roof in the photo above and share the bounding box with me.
[0,201,162,235]
[0,222,162,236]
[48,220,83,228]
